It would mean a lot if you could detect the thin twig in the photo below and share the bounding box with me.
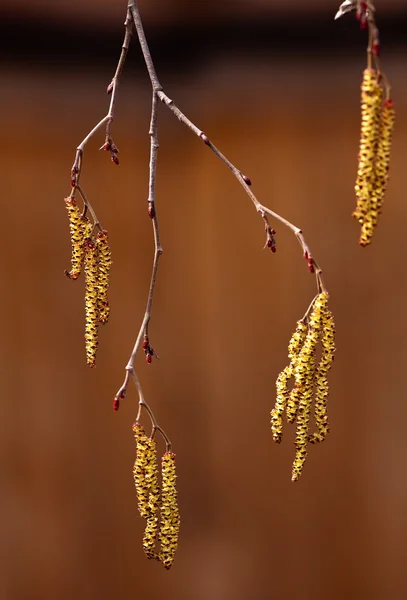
[70,10,133,189]
[115,89,166,438]
[128,0,325,292]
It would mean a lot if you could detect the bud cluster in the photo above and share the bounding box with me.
[132,424,180,569]
[270,293,336,481]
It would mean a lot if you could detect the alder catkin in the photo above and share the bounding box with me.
[309,310,336,444]
[159,452,180,570]
[95,230,112,324]
[65,198,91,280]
[354,69,383,230]
[142,437,160,560]
[84,239,99,367]
[132,424,151,519]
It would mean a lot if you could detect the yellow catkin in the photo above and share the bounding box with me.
[95,231,112,325]
[271,320,307,441]
[292,354,315,482]
[271,365,292,443]
[286,321,308,424]
[132,424,151,519]
[294,293,328,391]
[65,198,92,280]
[143,437,160,560]
[360,98,396,244]
[309,310,336,444]
[159,452,180,570]
[290,293,328,481]
[354,69,383,229]
[84,239,99,367]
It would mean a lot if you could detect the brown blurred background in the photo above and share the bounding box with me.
[1,1,407,599]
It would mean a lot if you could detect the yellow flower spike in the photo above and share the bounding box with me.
[271,366,291,443]
[354,69,383,227]
[272,320,308,438]
[369,99,396,226]
[132,424,151,519]
[95,230,112,325]
[159,452,180,570]
[64,197,91,280]
[294,293,328,392]
[143,437,160,560]
[84,238,99,367]
[309,310,336,444]
[292,354,315,482]
[286,320,308,423]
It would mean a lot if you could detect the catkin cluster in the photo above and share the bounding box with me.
[65,198,112,367]
[270,292,336,482]
[354,68,395,246]
[132,424,180,569]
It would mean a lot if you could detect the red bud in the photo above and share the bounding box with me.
[113,397,120,411]
[111,154,120,165]
[146,354,152,364]
[148,203,155,219]
[201,134,210,145]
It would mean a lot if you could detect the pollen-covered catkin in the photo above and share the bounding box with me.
[294,293,328,391]
[132,424,151,519]
[95,230,112,325]
[367,98,396,229]
[354,69,383,228]
[292,353,315,482]
[159,452,180,570]
[142,437,160,560]
[291,293,328,481]
[309,310,336,444]
[286,320,308,423]
[271,366,291,443]
[65,198,91,280]
[84,239,99,367]
[271,320,307,441]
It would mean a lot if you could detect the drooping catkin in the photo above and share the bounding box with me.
[95,230,112,325]
[354,69,383,228]
[366,98,396,229]
[292,353,315,482]
[159,452,180,570]
[132,424,151,519]
[309,310,336,444]
[286,320,308,424]
[65,197,92,280]
[271,320,307,442]
[84,239,99,367]
[143,437,160,560]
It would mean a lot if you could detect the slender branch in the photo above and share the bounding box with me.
[115,90,165,427]
[128,0,325,292]
[70,11,133,189]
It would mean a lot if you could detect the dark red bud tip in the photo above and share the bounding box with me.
[100,142,111,152]
[148,204,155,219]
[266,238,273,248]
[242,175,252,186]
[72,166,79,174]
[113,397,120,411]
[107,82,114,95]
[71,177,76,188]
[308,260,315,274]
[146,354,152,364]
[304,250,308,260]
[201,133,210,146]
[111,155,120,165]
[372,41,380,56]
[271,246,276,253]
[142,339,149,350]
